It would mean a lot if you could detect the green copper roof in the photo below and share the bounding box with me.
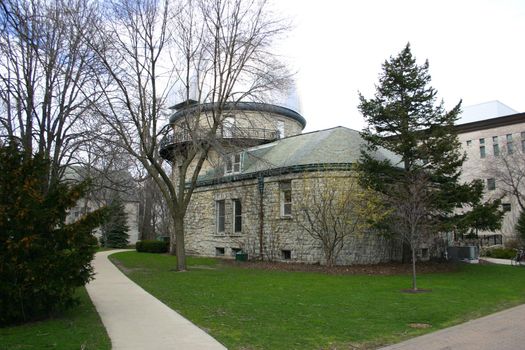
[198,126,401,184]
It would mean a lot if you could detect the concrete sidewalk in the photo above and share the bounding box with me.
[86,250,227,350]
[378,302,525,350]
[480,257,514,265]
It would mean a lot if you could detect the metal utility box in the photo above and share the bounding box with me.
[447,246,479,261]
[235,252,248,262]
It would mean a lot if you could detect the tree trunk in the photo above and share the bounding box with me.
[173,214,187,271]
[411,247,417,291]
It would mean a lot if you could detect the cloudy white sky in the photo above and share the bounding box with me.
[274,0,525,132]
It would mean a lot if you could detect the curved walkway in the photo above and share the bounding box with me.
[86,250,227,350]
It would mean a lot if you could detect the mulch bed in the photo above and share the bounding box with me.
[221,259,460,276]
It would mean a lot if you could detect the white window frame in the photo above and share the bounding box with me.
[225,153,242,174]
[216,200,225,234]
[280,181,292,217]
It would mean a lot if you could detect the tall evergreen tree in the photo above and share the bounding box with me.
[0,142,107,325]
[357,44,501,290]
[101,196,130,248]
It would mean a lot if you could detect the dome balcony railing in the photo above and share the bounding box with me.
[159,127,280,159]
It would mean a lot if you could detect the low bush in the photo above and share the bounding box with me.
[136,240,169,253]
[483,247,515,259]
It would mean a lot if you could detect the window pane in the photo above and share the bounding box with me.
[217,200,225,233]
[508,142,514,154]
[225,158,232,173]
[507,134,513,142]
[487,178,496,191]
[284,190,292,202]
[492,136,498,143]
[284,203,292,216]
[479,138,485,145]
[493,144,500,156]
[233,199,242,232]
[480,146,486,158]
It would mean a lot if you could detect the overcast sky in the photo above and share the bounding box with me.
[274,0,525,132]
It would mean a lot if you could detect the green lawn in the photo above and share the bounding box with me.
[0,287,111,350]
[111,252,525,350]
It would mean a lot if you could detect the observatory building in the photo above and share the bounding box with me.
[159,99,408,265]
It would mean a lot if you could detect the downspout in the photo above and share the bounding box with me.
[258,173,265,260]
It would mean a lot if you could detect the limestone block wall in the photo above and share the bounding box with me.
[184,170,402,265]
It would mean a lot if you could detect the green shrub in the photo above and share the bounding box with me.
[486,247,515,259]
[0,143,106,326]
[136,240,169,253]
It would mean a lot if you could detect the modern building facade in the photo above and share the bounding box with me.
[456,101,525,244]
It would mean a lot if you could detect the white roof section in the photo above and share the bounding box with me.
[457,100,518,125]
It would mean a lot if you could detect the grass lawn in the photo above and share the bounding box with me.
[111,252,525,350]
[0,287,111,350]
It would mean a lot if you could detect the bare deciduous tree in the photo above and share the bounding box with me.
[297,173,386,267]
[86,0,290,270]
[487,146,525,212]
[0,0,102,185]
[386,171,434,290]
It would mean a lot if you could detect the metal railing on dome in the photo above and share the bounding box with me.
[159,127,280,151]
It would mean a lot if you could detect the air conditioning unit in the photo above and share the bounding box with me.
[447,246,479,261]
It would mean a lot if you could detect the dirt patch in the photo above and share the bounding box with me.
[110,258,151,275]
[401,288,433,294]
[220,260,459,276]
[189,265,217,270]
[408,323,432,329]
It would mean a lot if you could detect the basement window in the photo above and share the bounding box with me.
[215,247,225,256]
[502,203,512,212]
[281,250,291,260]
